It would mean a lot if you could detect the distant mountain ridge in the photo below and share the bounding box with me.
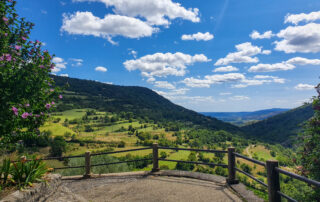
[52,76,242,134]
[241,104,314,146]
[201,108,289,126]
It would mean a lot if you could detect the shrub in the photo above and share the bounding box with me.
[50,136,66,157]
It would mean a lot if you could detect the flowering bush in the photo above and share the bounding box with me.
[0,0,60,144]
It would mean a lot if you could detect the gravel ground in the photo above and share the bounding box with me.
[57,175,243,202]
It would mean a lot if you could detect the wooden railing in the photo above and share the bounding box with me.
[35,143,320,202]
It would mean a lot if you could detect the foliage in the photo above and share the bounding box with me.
[0,0,60,144]
[50,136,66,157]
[0,157,48,190]
[242,104,313,146]
[299,92,320,200]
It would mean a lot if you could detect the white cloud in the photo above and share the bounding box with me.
[262,50,272,55]
[220,92,232,96]
[60,74,69,77]
[286,57,320,65]
[69,58,83,66]
[274,23,320,53]
[61,11,156,41]
[182,73,245,88]
[249,57,320,72]
[248,62,295,72]
[181,32,214,41]
[294,83,314,90]
[214,42,266,66]
[129,50,137,58]
[95,66,107,72]
[230,95,250,101]
[52,57,67,73]
[72,0,200,26]
[123,52,210,78]
[146,77,155,83]
[285,11,320,25]
[213,65,238,72]
[250,30,274,39]
[154,81,175,89]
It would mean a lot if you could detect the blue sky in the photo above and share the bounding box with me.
[17,0,320,112]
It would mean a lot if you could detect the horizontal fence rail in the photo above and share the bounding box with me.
[159,146,227,153]
[275,167,320,188]
[234,153,266,167]
[235,167,267,187]
[15,143,320,202]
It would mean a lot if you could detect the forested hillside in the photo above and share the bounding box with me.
[53,76,241,134]
[241,104,314,146]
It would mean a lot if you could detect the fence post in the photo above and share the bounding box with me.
[227,147,238,184]
[84,151,91,178]
[152,143,159,172]
[267,160,281,202]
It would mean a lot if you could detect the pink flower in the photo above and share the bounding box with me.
[2,17,8,23]
[45,103,51,109]
[12,106,18,116]
[21,36,26,41]
[40,112,44,115]
[51,101,55,105]
[35,114,40,117]
[15,45,21,50]
[4,33,8,36]
[50,88,54,92]
[25,103,30,107]
[39,65,44,68]
[59,95,63,99]
[5,54,11,61]
[0,56,3,61]
[21,112,29,119]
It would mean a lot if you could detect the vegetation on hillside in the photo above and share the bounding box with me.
[242,104,314,146]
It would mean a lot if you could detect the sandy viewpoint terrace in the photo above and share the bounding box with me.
[43,171,262,202]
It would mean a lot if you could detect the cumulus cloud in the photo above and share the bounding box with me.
[72,0,200,26]
[61,11,156,41]
[95,66,107,72]
[52,57,67,73]
[249,57,320,72]
[286,57,320,65]
[274,23,320,53]
[248,62,295,72]
[182,73,245,88]
[214,42,266,66]
[123,52,211,78]
[294,83,315,90]
[181,32,214,41]
[154,81,175,89]
[60,74,69,77]
[250,30,274,39]
[262,50,272,55]
[285,11,320,25]
[232,75,285,88]
[220,92,232,96]
[213,66,238,72]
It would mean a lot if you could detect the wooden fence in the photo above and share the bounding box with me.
[33,143,320,202]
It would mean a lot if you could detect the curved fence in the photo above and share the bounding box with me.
[24,143,320,202]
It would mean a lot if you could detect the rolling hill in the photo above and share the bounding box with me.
[241,104,314,146]
[52,76,242,134]
[201,108,289,126]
